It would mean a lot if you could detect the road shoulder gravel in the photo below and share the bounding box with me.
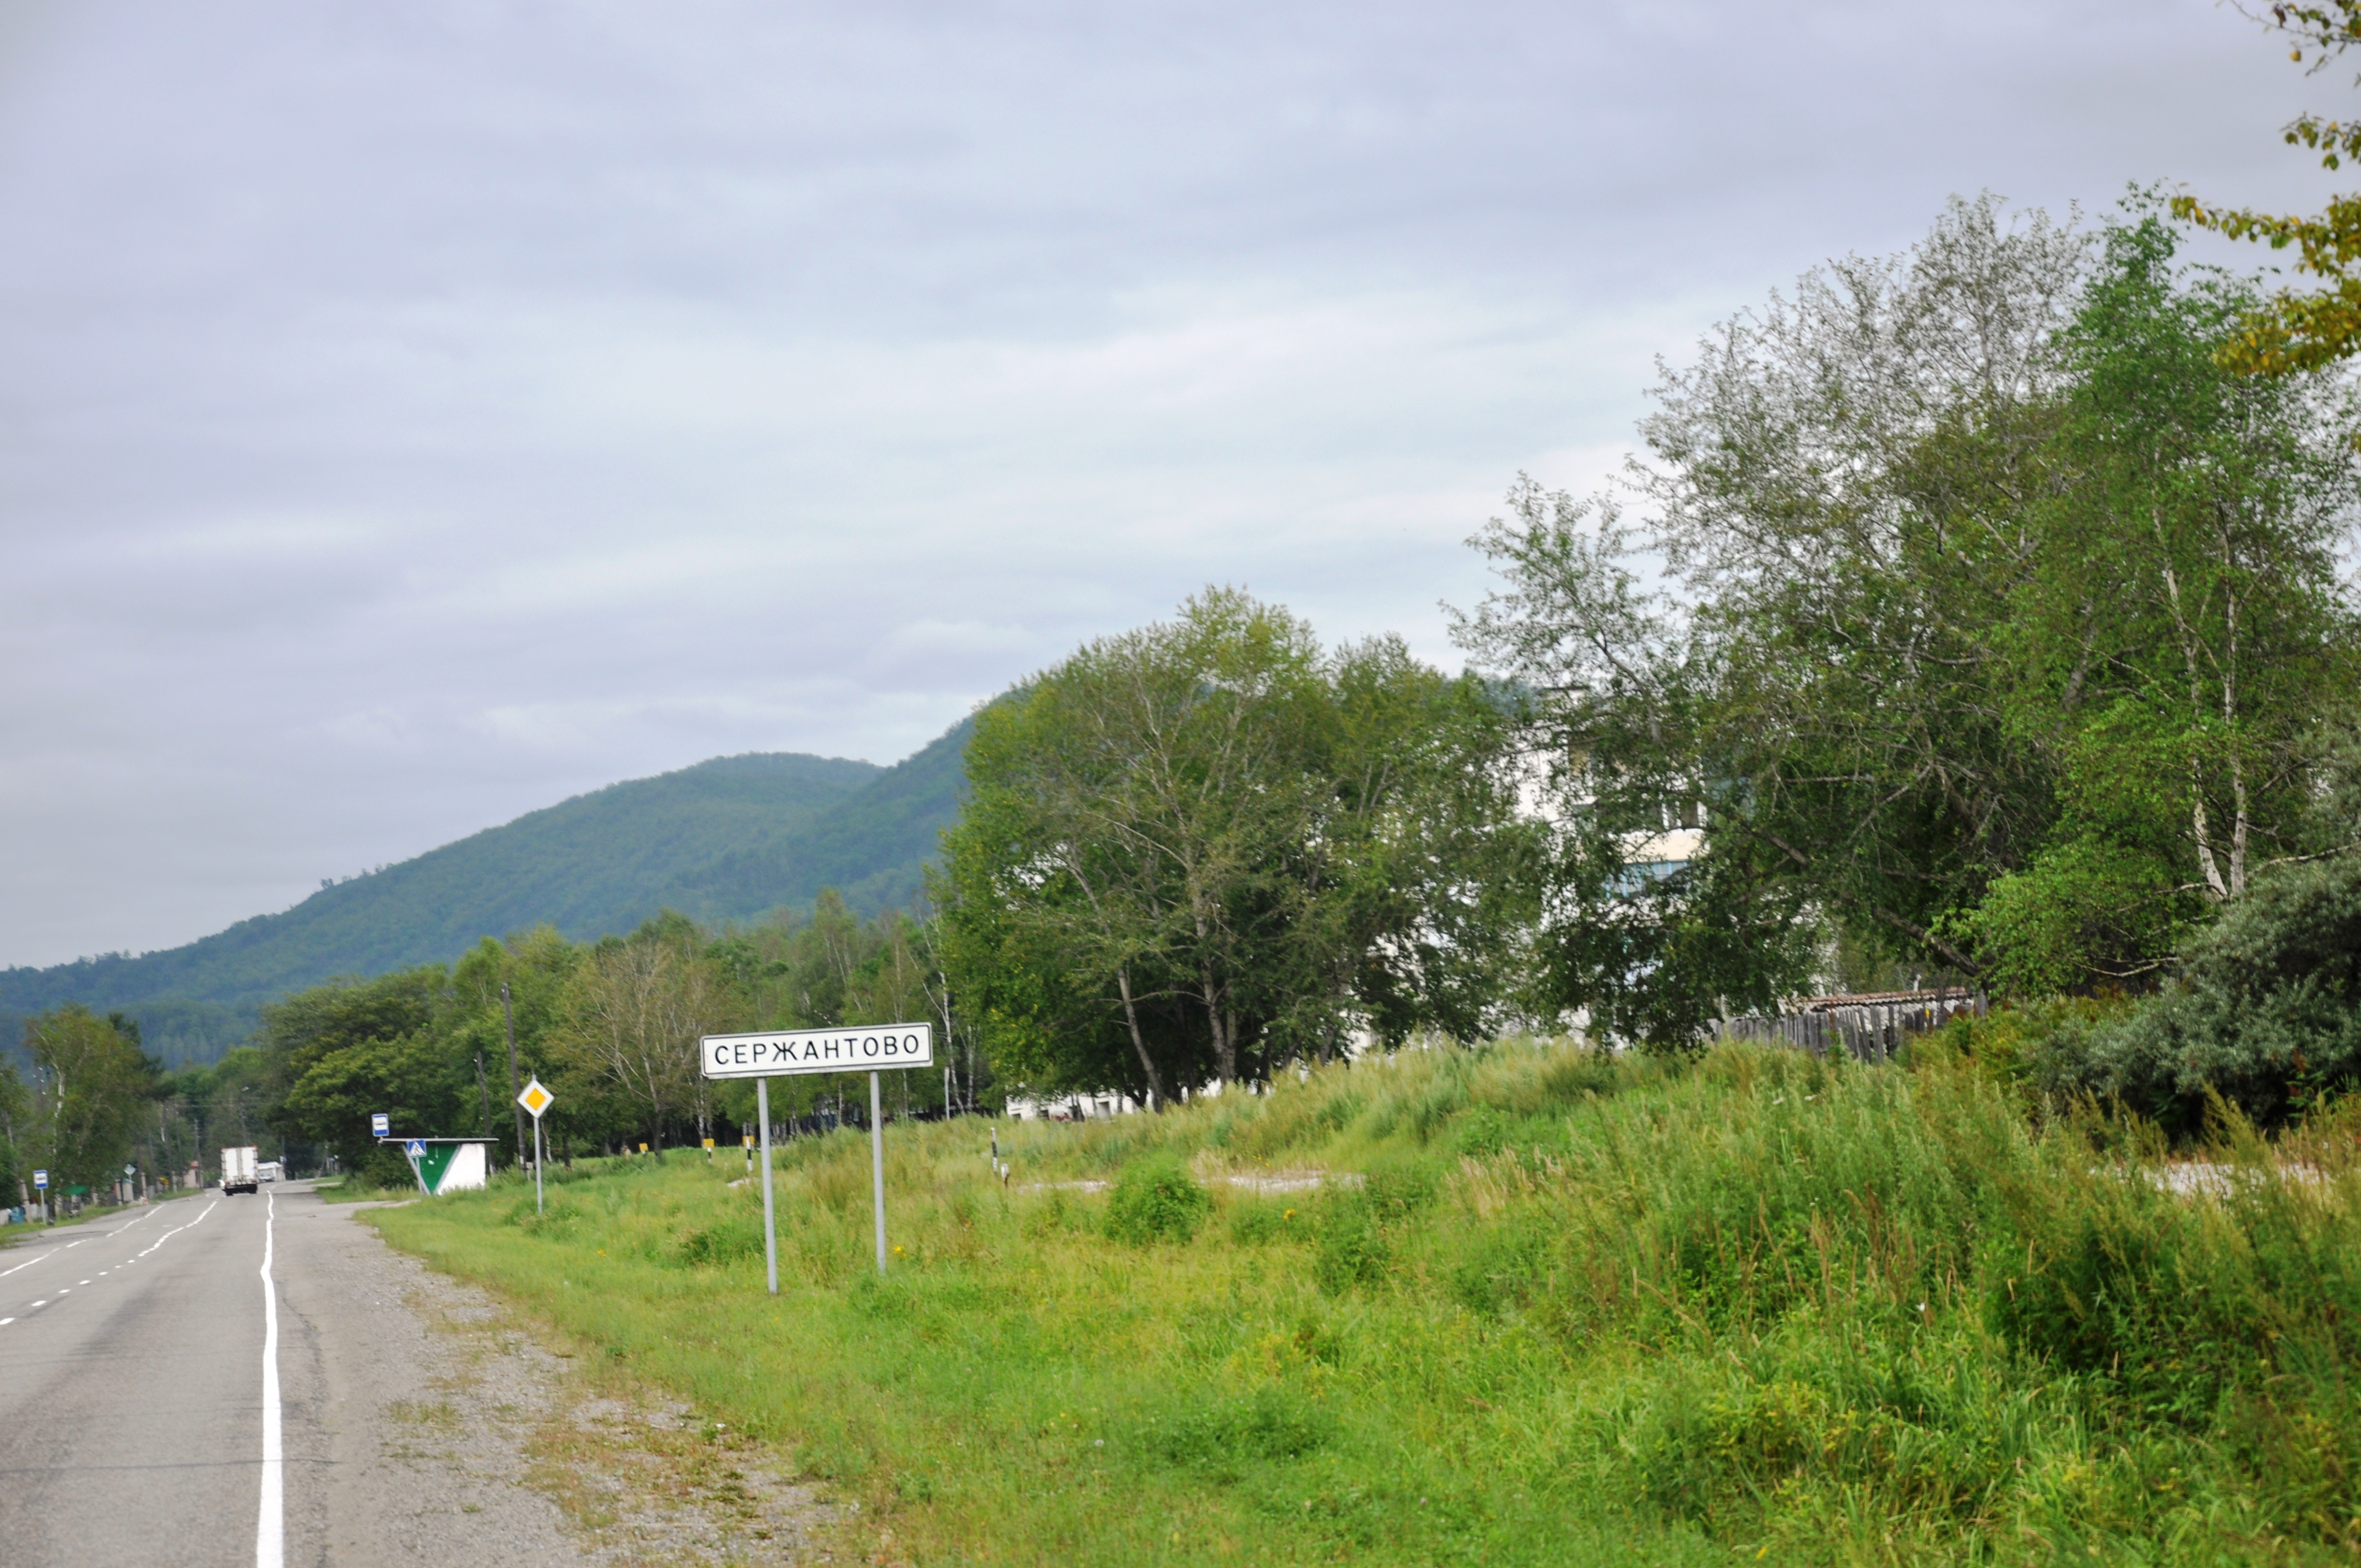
[280,1195,832,1566]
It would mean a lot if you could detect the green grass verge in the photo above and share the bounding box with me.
[366,1036,2361,1566]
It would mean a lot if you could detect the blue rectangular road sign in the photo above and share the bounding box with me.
[31,1170,47,1189]
[371,1112,390,1137]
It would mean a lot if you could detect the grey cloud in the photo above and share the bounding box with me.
[0,0,2345,962]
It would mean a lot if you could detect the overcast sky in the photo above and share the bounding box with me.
[0,0,2347,967]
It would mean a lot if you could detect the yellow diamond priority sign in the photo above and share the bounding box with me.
[517,1078,554,1119]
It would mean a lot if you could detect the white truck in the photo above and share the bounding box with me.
[221,1146,259,1195]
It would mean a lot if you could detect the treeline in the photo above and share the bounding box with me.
[938,588,1538,1106]
[0,1006,272,1205]
[941,197,2361,1119]
[262,893,971,1185]
[1453,199,2361,1037]
[0,894,970,1193]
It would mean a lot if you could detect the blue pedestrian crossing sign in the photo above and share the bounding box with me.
[405,1140,426,1159]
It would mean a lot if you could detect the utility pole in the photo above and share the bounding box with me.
[503,981,525,1171]
[930,982,949,1114]
[475,1044,492,1141]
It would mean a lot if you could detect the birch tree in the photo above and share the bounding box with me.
[557,933,731,1155]
[1455,200,2361,1015]
[944,589,1533,1096]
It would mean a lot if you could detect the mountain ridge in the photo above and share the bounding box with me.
[0,719,972,1064]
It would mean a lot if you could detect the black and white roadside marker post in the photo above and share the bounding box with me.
[701,1022,936,1288]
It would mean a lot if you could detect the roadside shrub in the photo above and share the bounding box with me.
[1918,994,2125,1093]
[2064,857,2361,1131]
[1102,1154,1211,1244]
[358,1145,415,1190]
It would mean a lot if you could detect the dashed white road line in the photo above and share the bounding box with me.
[0,1250,53,1280]
[135,1199,221,1259]
[0,1196,178,1278]
[2,1195,225,1327]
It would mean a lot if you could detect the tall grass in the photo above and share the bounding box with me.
[369,1037,2361,1565]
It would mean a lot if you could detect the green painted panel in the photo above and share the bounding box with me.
[417,1143,460,1193]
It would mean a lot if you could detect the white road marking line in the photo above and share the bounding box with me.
[29,1300,45,1308]
[137,1199,220,1259]
[0,1317,12,1326]
[0,1199,179,1280]
[256,1186,282,1568]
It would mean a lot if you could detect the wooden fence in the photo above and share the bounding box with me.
[1717,990,1985,1064]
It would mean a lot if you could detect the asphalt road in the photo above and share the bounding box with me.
[0,1185,301,1567]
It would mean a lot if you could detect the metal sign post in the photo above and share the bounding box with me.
[516,1079,554,1213]
[700,1023,935,1286]
[757,1078,776,1294]
[869,1071,888,1272]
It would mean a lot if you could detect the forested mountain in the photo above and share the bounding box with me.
[0,718,972,1064]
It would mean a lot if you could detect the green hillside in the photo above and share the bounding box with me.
[0,718,973,1064]
[662,717,973,918]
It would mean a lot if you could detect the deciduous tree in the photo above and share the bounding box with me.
[944,589,1535,1098]
[1454,200,2361,1027]
[554,927,733,1155]
[2173,3,2361,372]
[24,1004,160,1190]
